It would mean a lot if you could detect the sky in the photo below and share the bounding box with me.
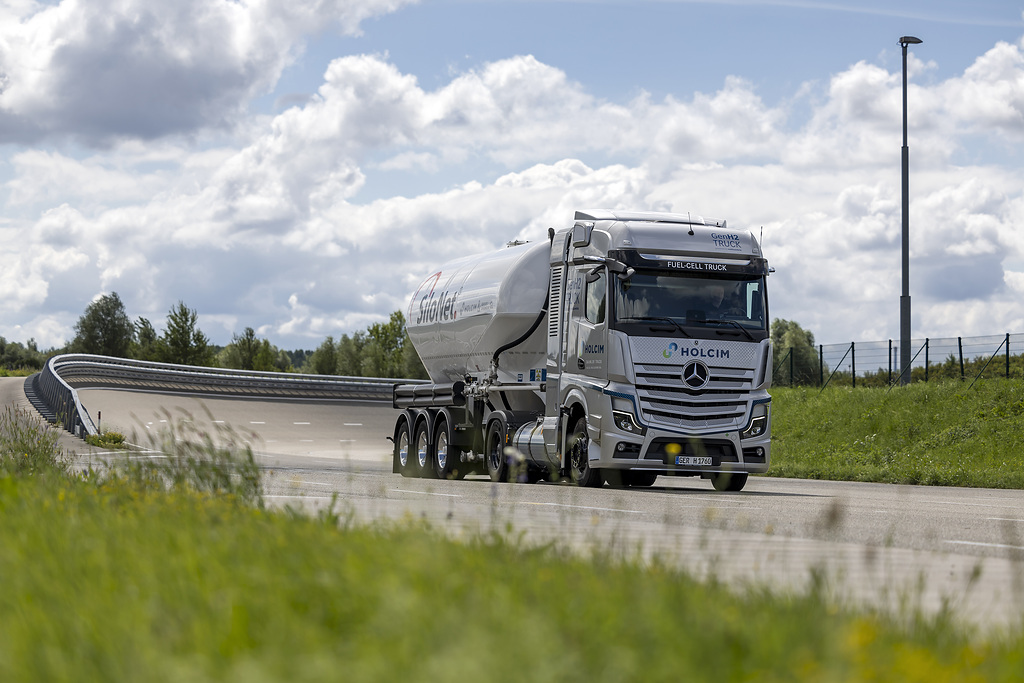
[2,0,1024,352]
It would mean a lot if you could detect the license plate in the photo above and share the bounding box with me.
[676,456,713,466]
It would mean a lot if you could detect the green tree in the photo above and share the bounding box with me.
[361,311,408,378]
[253,340,277,371]
[159,301,214,367]
[771,319,819,386]
[233,327,261,370]
[336,332,366,376]
[308,336,338,376]
[132,317,162,361]
[72,292,134,358]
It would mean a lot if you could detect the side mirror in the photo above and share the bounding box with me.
[572,221,594,247]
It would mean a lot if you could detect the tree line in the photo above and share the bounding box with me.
[1,292,428,380]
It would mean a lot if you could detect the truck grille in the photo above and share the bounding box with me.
[634,363,752,431]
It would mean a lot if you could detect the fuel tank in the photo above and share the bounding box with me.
[406,240,549,388]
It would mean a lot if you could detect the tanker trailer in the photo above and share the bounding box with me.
[391,209,773,491]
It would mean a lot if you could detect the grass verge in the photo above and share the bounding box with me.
[770,379,1024,487]
[2,473,1023,682]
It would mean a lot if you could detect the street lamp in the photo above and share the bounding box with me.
[899,35,922,385]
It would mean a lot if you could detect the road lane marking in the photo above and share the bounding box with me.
[946,540,1024,551]
[265,495,336,501]
[344,423,363,426]
[393,488,461,498]
[250,421,266,424]
[294,422,310,425]
[987,517,1024,523]
[521,502,646,514]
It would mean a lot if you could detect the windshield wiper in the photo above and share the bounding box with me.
[705,319,756,341]
[619,316,692,338]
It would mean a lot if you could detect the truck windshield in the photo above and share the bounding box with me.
[613,272,768,340]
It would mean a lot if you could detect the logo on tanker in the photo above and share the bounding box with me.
[413,271,460,325]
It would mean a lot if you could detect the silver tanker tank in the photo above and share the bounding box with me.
[406,240,549,400]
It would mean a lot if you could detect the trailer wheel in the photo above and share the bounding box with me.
[394,419,413,478]
[485,417,508,483]
[568,418,603,488]
[433,414,464,480]
[413,419,436,479]
[710,471,748,492]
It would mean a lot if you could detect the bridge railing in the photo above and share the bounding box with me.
[30,354,426,437]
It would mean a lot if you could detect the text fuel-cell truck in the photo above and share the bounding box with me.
[392,209,773,491]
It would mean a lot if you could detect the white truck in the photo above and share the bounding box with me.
[391,209,772,491]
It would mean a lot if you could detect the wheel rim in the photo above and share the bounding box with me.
[417,429,429,469]
[436,430,449,470]
[569,427,588,481]
[398,430,410,468]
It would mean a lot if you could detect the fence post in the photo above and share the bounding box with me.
[819,344,824,387]
[958,337,965,380]
[1007,333,1011,379]
[851,341,856,388]
[888,339,893,385]
[925,338,929,383]
[789,348,794,386]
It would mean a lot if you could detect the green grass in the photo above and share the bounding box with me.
[769,379,1024,487]
[5,386,1024,679]
[1,473,1023,682]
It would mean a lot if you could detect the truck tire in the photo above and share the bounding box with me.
[710,471,748,492]
[433,414,464,480]
[413,419,436,479]
[394,418,413,477]
[568,418,603,488]
[485,417,508,483]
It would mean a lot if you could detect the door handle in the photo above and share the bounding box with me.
[577,358,586,370]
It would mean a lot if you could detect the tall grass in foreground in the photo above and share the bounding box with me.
[770,380,1024,488]
[0,404,71,477]
[117,406,263,507]
[1,473,1023,682]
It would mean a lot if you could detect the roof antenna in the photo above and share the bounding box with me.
[687,212,694,236]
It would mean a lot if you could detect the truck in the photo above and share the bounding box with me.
[391,209,773,491]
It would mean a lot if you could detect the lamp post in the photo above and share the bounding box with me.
[899,35,922,385]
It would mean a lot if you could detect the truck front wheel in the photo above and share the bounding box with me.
[568,418,603,488]
[710,471,748,492]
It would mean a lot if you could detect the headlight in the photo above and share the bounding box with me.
[612,410,646,436]
[740,403,769,439]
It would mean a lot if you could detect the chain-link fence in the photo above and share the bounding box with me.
[773,333,1024,388]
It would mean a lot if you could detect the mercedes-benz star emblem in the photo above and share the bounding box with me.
[681,360,710,390]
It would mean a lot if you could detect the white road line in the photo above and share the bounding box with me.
[265,495,336,501]
[987,517,1024,523]
[300,439,314,443]
[934,500,1021,509]
[250,421,266,425]
[393,488,461,498]
[344,423,363,426]
[946,540,1024,551]
[290,480,335,487]
[294,422,310,425]
[521,502,646,514]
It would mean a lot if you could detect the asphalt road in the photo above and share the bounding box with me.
[6,379,1024,629]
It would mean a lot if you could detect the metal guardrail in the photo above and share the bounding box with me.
[29,354,424,437]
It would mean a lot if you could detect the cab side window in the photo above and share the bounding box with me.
[585,270,606,325]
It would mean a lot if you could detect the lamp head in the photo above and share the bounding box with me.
[899,36,923,46]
